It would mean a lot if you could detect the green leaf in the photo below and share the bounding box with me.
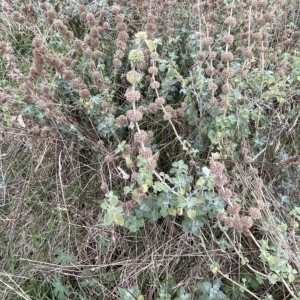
[124,184,134,195]
[168,207,177,216]
[52,274,71,300]
[196,177,205,187]
[197,281,211,293]
[104,211,114,225]
[187,209,197,219]
[118,285,142,300]
[54,249,75,266]
[125,155,133,166]
[108,194,119,206]
[113,213,124,226]
[153,181,167,192]
[118,287,136,300]
[115,140,126,154]
[145,39,156,52]
[288,273,295,283]
[267,273,278,284]
[267,255,276,264]
[176,195,186,208]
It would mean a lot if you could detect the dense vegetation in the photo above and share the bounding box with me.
[0,0,300,299]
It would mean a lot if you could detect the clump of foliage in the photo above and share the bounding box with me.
[1,0,300,299]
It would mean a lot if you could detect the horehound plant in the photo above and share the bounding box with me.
[1,0,300,299]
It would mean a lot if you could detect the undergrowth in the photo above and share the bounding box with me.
[0,0,300,299]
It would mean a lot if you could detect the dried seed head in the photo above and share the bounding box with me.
[255,0,268,9]
[146,159,157,171]
[292,31,300,38]
[116,22,127,32]
[219,98,228,108]
[126,70,142,84]
[126,110,143,122]
[224,217,234,228]
[116,115,127,126]
[87,36,98,47]
[115,49,124,59]
[139,147,153,158]
[148,66,159,75]
[30,126,40,134]
[134,130,148,143]
[210,161,225,176]
[222,34,234,45]
[209,51,217,59]
[263,13,275,24]
[214,174,228,187]
[115,14,124,23]
[125,90,141,102]
[210,97,218,107]
[243,49,254,59]
[227,202,241,215]
[150,52,159,60]
[155,97,165,105]
[217,62,224,70]
[163,112,172,120]
[0,41,7,53]
[97,140,104,149]
[89,60,96,69]
[240,216,253,229]
[221,69,234,80]
[221,84,231,95]
[111,5,122,14]
[208,82,218,91]
[164,105,174,113]
[252,32,263,42]
[128,49,144,63]
[149,103,158,113]
[205,66,215,76]
[79,88,90,99]
[217,211,226,221]
[113,58,122,69]
[72,77,86,90]
[221,52,234,62]
[78,5,86,13]
[93,50,103,59]
[92,71,104,88]
[176,107,185,117]
[101,101,109,109]
[103,22,110,29]
[224,16,237,27]
[101,182,109,192]
[89,27,99,38]
[0,92,10,104]
[73,39,84,53]
[86,12,96,27]
[249,167,258,175]
[150,81,160,89]
[249,207,262,220]
[181,102,188,110]
[232,217,244,230]
[83,48,93,59]
[63,70,75,80]
[32,37,43,48]
[218,187,233,200]
[196,51,207,61]
[44,10,56,25]
[204,37,214,47]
